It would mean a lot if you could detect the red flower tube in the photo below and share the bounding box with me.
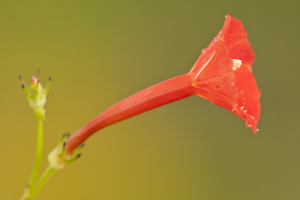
[65,14,261,155]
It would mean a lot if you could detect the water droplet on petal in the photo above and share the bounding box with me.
[256,128,259,132]
[214,85,220,91]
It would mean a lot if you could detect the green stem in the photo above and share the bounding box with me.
[28,118,43,192]
[30,166,56,199]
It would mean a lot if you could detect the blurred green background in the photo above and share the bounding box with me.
[1,0,299,199]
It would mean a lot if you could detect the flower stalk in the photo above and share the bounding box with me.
[30,166,55,198]
[19,74,51,200]
[27,118,43,192]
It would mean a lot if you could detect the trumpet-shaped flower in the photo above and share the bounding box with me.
[65,14,261,155]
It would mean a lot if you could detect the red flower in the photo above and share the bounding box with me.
[65,14,261,154]
[189,14,261,133]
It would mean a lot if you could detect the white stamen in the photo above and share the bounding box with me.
[232,59,242,71]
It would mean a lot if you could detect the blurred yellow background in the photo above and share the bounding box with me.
[1,0,299,199]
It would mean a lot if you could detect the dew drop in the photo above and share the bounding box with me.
[256,128,259,132]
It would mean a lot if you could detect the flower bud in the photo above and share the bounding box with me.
[20,74,51,120]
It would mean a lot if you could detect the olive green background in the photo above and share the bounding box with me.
[0,1,299,200]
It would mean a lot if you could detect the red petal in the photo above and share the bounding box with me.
[189,14,261,133]
[222,14,255,66]
[233,66,261,133]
